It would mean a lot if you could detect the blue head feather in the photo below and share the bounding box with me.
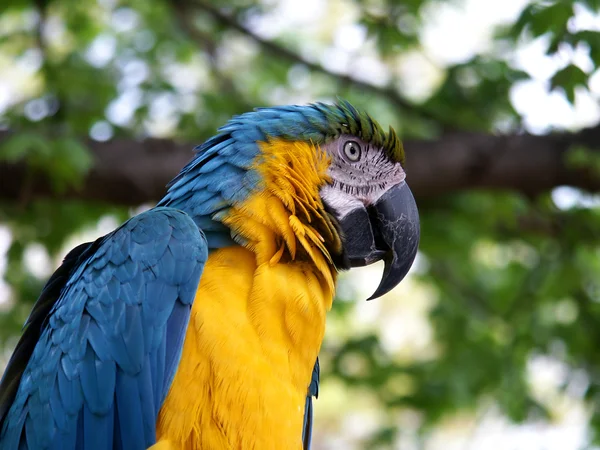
[158,100,402,249]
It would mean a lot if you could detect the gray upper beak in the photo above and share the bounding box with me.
[337,182,420,300]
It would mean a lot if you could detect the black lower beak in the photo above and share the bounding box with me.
[338,182,420,300]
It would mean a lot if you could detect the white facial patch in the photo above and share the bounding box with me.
[319,135,406,219]
[319,185,365,219]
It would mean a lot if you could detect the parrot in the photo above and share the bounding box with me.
[0,100,419,450]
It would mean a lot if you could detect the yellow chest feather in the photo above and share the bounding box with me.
[156,247,331,449]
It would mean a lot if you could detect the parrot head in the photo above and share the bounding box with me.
[160,100,419,299]
[319,130,419,299]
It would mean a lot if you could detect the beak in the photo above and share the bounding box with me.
[338,182,420,300]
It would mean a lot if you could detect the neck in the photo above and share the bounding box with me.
[222,138,341,291]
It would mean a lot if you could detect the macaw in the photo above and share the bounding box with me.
[0,100,419,450]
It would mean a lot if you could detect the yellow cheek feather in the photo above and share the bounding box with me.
[156,140,340,449]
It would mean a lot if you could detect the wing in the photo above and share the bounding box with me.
[302,358,320,450]
[0,207,207,450]
[0,242,99,426]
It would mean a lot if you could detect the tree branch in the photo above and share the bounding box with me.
[193,1,444,126]
[169,0,254,111]
[1,127,599,206]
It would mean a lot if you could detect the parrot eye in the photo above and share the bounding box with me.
[342,140,362,163]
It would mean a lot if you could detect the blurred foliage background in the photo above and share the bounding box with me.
[1,0,600,448]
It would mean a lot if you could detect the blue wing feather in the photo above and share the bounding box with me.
[302,358,320,450]
[0,207,207,450]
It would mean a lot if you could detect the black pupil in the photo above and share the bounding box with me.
[347,143,359,159]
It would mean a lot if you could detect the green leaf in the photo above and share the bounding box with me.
[0,133,52,162]
[579,0,600,12]
[570,30,600,68]
[511,2,573,40]
[565,144,600,176]
[43,138,93,192]
[550,64,589,104]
